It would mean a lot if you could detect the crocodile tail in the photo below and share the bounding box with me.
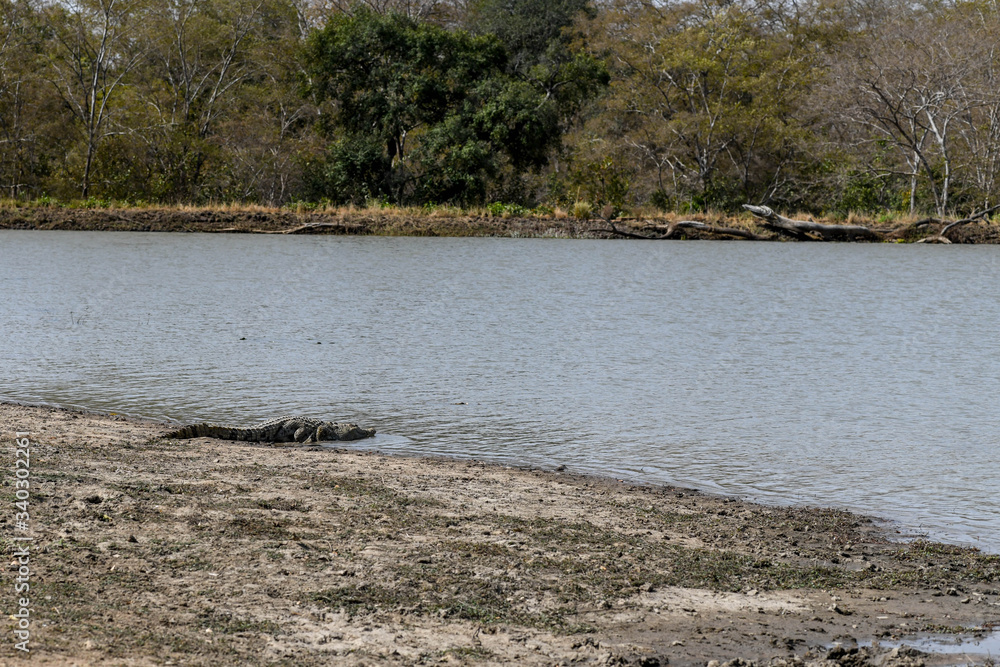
[163,424,202,439]
[163,423,232,439]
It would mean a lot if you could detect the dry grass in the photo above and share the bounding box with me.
[0,197,979,226]
[3,198,997,244]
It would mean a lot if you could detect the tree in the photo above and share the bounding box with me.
[0,0,49,197]
[585,0,815,210]
[829,4,973,215]
[212,1,321,204]
[815,0,1000,216]
[124,0,284,201]
[950,2,1000,210]
[310,0,451,23]
[302,8,560,204]
[465,0,607,120]
[466,0,586,65]
[44,0,147,198]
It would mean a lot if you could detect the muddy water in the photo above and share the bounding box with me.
[2,231,999,550]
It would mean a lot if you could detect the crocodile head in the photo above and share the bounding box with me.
[316,421,376,441]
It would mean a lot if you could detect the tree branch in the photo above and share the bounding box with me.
[742,205,882,241]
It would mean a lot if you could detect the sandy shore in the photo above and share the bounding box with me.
[1,402,998,666]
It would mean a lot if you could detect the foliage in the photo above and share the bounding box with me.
[2,0,1000,214]
[465,0,608,119]
[303,8,560,205]
[575,0,818,212]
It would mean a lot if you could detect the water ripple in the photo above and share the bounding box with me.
[2,232,998,551]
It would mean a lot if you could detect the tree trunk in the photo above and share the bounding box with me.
[915,204,1000,243]
[82,141,94,198]
[742,205,882,241]
[595,219,764,240]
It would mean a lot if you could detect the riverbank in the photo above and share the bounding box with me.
[1,401,998,666]
[2,203,999,242]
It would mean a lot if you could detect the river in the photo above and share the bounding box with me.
[2,231,998,551]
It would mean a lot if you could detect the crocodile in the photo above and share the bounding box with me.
[163,416,375,443]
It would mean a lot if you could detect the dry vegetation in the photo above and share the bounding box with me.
[2,202,999,243]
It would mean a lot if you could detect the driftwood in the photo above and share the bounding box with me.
[656,220,765,240]
[914,204,1000,243]
[593,221,660,239]
[942,204,1000,235]
[284,222,362,234]
[595,219,765,241]
[742,205,881,241]
[216,222,360,234]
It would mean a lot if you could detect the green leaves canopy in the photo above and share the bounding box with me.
[304,9,561,205]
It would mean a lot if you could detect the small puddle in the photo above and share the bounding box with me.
[851,629,1000,656]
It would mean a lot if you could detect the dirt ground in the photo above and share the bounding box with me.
[1,402,998,666]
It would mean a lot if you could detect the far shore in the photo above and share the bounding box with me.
[2,203,999,243]
[2,400,998,665]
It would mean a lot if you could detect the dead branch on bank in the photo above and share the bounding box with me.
[594,219,766,241]
[284,222,362,234]
[913,204,1000,243]
[742,205,882,241]
[656,220,766,240]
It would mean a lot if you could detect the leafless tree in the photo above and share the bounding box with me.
[0,0,35,196]
[952,8,1000,209]
[305,0,456,24]
[45,0,147,198]
[144,0,268,140]
[829,6,978,216]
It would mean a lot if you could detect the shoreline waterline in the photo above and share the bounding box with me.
[0,396,983,556]
[2,400,998,665]
[3,205,1000,242]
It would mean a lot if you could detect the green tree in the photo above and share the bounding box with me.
[465,0,607,121]
[583,0,817,210]
[303,8,561,205]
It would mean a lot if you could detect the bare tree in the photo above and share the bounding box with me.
[45,0,146,198]
[0,0,35,196]
[952,8,1000,209]
[145,0,268,139]
[306,0,452,23]
[829,6,978,216]
[126,0,280,199]
[214,0,320,204]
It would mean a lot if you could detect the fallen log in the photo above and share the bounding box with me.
[742,205,882,241]
[940,204,1000,238]
[284,222,361,234]
[908,204,1000,243]
[655,220,765,240]
[593,219,765,241]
